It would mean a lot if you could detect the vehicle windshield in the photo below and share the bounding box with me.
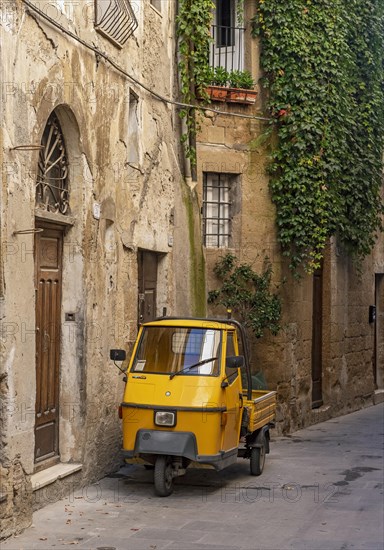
[131,326,221,376]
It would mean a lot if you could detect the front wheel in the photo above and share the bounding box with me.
[154,455,174,496]
[250,435,266,476]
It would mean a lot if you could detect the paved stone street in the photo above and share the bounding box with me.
[2,404,383,550]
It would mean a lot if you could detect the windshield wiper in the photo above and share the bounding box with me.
[169,357,218,380]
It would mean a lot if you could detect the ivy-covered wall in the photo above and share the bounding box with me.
[178,0,383,273]
[188,0,384,432]
[252,0,384,273]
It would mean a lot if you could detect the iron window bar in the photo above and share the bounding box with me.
[95,0,138,48]
[210,24,245,73]
[10,145,44,151]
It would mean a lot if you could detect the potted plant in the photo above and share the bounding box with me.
[227,70,257,104]
[207,66,229,101]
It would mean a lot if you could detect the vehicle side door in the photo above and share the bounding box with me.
[220,329,243,452]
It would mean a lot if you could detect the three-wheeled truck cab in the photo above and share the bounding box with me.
[111,318,276,496]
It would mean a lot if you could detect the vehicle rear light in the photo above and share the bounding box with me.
[118,405,122,419]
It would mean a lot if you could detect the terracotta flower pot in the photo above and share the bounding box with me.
[227,88,258,104]
[206,85,228,102]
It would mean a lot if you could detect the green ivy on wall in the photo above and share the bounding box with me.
[252,0,384,272]
[177,0,214,165]
[208,254,282,338]
[177,0,383,272]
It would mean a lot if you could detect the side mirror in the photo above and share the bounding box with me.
[110,349,126,361]
[226,355,244,369]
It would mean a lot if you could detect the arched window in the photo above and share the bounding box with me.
[36,113,69,214]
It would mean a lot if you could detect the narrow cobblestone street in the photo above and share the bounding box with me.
[2,403,383,550]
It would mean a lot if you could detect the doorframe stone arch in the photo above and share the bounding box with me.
[34,104,88,472]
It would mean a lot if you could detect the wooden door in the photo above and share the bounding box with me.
[311,267,323,408]
[34,223,63,467]
[138,251,158,324]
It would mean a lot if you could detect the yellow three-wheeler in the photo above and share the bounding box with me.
[111,318,276,496]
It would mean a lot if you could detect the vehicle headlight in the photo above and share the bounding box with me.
[154,410,176,427]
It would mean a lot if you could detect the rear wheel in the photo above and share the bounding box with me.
[250,435,266,476]
[154,455,174,496]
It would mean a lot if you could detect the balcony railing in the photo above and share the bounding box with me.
[210,24,245,73]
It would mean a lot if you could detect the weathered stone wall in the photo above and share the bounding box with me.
[0,0,201,538]
[199,112,383,433]
[322,240,384,414]
[373,188,384,392]
[375,273,384,390]
[0,460,32,538]
[197,72,384,436]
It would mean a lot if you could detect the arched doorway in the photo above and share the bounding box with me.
[34,112,69,469]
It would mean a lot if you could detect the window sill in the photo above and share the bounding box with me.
[31,463,82,491]
[35,207,75,227]
[95,27,123,50]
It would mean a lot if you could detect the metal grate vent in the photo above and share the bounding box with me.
[95,0,138,48]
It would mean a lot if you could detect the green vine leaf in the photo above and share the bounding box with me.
[208,254,282,339]
[177,0,214,165]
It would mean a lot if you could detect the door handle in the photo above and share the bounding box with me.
[239,393,244,408]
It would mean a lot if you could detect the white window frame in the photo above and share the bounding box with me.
[211,0,245,72]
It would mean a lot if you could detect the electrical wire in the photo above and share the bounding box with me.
[21,0,270,122]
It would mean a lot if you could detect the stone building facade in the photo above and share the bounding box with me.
[0,0,383,541]
[0,0,203,538]
[197,0,384,435]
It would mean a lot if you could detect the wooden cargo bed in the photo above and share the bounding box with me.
[243,390,277,432]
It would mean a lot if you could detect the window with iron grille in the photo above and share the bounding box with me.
[36,113,69,215]
[95,0,138,48]
[211,0,245,73]
[203,173,235,248]
[216,0,235,47]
